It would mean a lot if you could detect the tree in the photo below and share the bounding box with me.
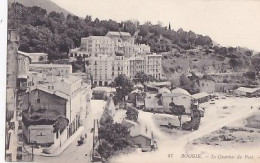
[169,102,185,126]
[179,74,192,92]
[190,109,201,130]
[126,107,139,122]
[97,140,114,160]
[84,15,92,23]
[229,58,244,70]
[39,56,44,61]
[114,74,134,101]
[53,116,69,133]
[189,81,200,95]
[98,116,132,152]
[133,72,153,84]
[252,54,260,73]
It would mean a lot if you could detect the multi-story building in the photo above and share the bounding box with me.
[86,55,113,86]
[112,55,125,80]
[85,53,162,86]
[124,56,146,80]
[145,54,162,80]
[69,31,162,86]
[123,44,151,57]
[81,36,114,55]
[85,54,125,86]
[69,36,115,61]
[106,31,135,51]
[29,64,72,78]
[22,64,91,150]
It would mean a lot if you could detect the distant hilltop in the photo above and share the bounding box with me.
[8,0,73,16]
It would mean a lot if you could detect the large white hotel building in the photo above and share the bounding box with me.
[69,31,162,86]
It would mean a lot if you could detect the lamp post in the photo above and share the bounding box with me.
[31,141,36,161]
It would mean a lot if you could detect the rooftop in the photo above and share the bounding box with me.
[145,93,163,108]
[121,119,138,129]
[236,87,260,93]
[158,87,171,94]
[192,92,210,99]
[171,87,190,96]
[106,31,131,37]
[29,64,72,68]
[57,75,81,84]
[82,36,112,40]
[92,87,116,93]
[30,85,70,100]
[18,51,48,56]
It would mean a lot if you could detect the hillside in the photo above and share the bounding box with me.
[162,46,255,77]
[9,0,73,16]
[7,2,260,79]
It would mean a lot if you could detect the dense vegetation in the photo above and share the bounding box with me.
[98,106,134,160]
[9,2,260,79]
[9,3,213,59]
[125,107,139,122]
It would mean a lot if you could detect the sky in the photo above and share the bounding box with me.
[52,0,260,51]
[50,0,260,52]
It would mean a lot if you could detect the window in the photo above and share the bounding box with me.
[37,98,40,103]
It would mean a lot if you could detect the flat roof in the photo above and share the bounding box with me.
[192,92,210,99]
[18,51,48,56]
[29,64,72,68]
[82,36,112,40]
[236,87,260,93]
[106,31,131,37]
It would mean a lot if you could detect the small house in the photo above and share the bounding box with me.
[199,79,215,94]
[234,87,260,97]
[192,92,211,104]
[130,125,153,151]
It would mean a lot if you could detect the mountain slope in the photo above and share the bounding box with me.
[9,0,73,16]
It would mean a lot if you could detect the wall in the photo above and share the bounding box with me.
[132,136,151,148]
[161,95,192,114]
[26,125,54,145]
[17,54,30,79]
[28,89,67,116]
[199,80,215,93]
[29,65,72,77]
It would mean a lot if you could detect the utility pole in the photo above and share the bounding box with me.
[92,119,95,161]
[97,120,102,161]
[31,145,34,161]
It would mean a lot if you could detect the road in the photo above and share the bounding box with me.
[35,100,106,163]
[111,97,260,163]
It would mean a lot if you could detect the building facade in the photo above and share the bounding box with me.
[22,64,91,147]
[199,79,215,94]
[69,31,162,86]
[81,36,115,55]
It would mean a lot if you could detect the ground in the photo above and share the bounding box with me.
[34,100,106,163]
[30,94,260,163]
[110,95,260,163]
